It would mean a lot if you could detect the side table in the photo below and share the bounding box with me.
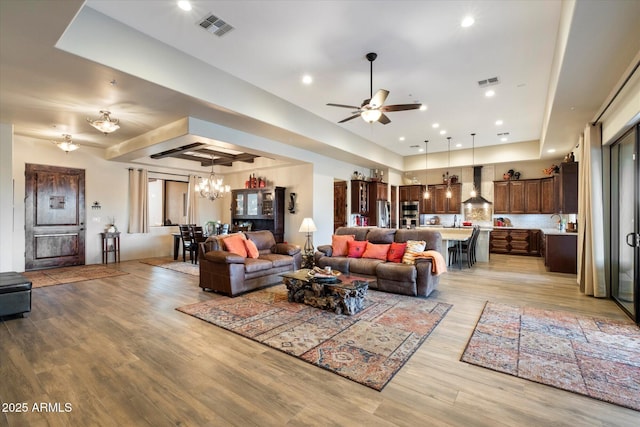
[101,232,121,264]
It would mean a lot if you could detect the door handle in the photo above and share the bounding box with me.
[626,232,639,248]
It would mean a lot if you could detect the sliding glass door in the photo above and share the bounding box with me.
[611,125,639,322]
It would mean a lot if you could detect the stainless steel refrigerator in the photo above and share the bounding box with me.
[377,200,390,228]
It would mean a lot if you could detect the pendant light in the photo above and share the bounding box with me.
[423,140,430,199]
[470,133,477,197]
[446,137,452,199]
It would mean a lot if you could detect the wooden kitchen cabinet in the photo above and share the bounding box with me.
[490,228,541,256]
[351,180,369,215]
[541,177,555,214]
[494,180,541,214]
[545,233,577,273]
[422,185,434,214]
[432,183,461,214]
[369,181,388,201]
[524,180,541,213]
[558,162,578,214]
[399,184,424,202]
[493,181,510,214]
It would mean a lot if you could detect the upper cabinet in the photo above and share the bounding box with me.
[351,180,369,215]
[399,184,424,202]
[493,162,578,215]
[431,183,461,214]
[369,181,388,201]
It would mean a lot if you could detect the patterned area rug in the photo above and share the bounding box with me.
[23,265,128,288]
[177,285,452,391]
[139,258,199,276]
[461,302,640,411]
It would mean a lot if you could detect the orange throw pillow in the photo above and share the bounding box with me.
[362,242,391,260]
[332,234,355,256]
[244,239,260,258]
[223,234,247,257]
[347,240,367,258]
[387,242,407,263]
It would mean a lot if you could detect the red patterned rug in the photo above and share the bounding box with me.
[177,284,452,391]
[461,302,640,411]
[23,265,128,288]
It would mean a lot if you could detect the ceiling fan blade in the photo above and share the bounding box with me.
[327,103,360,109]
[380,103,422,112]
[378,113,391,125]
[369,89,389,109]
[338,114,362,123]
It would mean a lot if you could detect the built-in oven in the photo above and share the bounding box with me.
[401,201,419,227]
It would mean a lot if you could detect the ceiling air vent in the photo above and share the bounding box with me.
[497,132,510,136]
[198,13,234,37]
[477,76,500,88]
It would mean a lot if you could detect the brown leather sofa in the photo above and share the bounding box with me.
[314,227,443,297]
[198,230,302,297]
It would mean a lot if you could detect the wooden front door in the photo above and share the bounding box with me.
[25,164,86,270]
[334,181,347,232]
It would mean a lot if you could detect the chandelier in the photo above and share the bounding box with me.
[52,134,79,153]
[195,156,230,201]
[87,110,120,134]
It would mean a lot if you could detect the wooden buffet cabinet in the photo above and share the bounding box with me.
[231,187,285,242]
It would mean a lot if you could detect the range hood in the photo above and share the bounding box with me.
[462,166,492,205]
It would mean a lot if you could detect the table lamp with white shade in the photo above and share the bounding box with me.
[298,217,317,255]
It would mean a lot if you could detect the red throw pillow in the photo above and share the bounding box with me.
[387,242,407,263]
[244,239,260,259]
[223,234,247,257]
[347,240,367,258]
[362,242,391,261]
[332,234,355,256]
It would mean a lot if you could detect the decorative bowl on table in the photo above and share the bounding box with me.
[307,267,341,283]
[463,221,472,226]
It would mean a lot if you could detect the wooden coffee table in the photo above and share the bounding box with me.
[281,269,370,315]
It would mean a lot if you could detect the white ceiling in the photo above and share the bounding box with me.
[1,0,639,169]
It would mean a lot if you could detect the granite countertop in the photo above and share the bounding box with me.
[491,226,578,235]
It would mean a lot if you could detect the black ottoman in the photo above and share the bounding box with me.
[0,272,32,318]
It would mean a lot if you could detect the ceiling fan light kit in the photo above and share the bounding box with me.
[327,52,422,125]
[87,110,120,134]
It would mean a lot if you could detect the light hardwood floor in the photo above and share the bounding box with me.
[1,255,637,426]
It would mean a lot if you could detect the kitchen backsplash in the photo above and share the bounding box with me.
[421,213,577,229]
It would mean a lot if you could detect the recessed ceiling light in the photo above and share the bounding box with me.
[177,1,192,11]
[485,90,495,98]
[547,149,556,153]
[501,137,508,142]
[439,130,447,135]
[456,143,462,148]
[302,74,313,85]
[495,119,503,126]
[432,123,440,128]
[399,136,405,141]
[418,148,424,152]
[419,104,427,111]
[461,16,475,27]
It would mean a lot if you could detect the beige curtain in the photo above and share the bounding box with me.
[187,174,199,225]
[128,168,149,233]
[577,123,607,297]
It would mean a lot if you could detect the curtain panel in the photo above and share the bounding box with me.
[128,168,149,234]
[187,174,199,225]
[577,123,607,297]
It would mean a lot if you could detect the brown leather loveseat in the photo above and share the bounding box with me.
[198,230,302,297]
[314,227,443,297]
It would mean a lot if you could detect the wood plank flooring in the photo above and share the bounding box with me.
[1,255,637,426]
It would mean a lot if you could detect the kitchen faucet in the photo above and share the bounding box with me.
[550,213,564,230]
[453,214,457,228]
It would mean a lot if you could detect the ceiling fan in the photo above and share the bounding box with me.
[327,52,422,125]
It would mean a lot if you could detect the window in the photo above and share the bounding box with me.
[148,178,189,226]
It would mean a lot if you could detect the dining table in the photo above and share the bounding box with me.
[437,228,474,269]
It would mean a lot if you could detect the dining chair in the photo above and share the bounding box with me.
[179,224,197,263]
[189,225,207,263]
